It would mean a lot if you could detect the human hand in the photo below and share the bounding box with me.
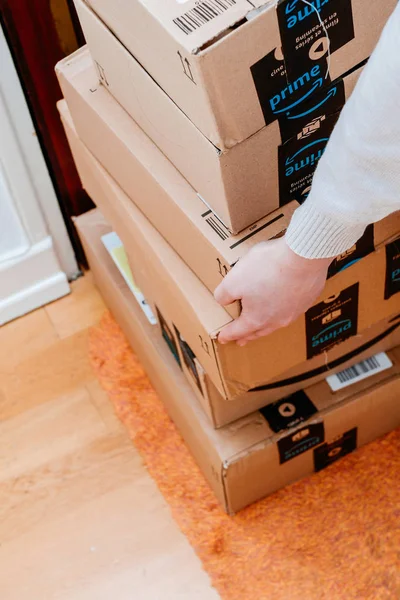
[214,236,333,346]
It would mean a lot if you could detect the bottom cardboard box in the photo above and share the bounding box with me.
[76,209,400,513]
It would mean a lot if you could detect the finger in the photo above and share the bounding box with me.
[214,277,241,307]
[218,314,258,344]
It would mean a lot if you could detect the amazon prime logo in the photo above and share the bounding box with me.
[278,109,340,205]
[305,283,359,359]
[284,136,329,177]
[282,0,332,30]
[268,64,323,116]
[311,317,353,350]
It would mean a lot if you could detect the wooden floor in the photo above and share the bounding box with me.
[0,274,219,600]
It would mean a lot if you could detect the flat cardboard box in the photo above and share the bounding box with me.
[56,86,400,317]
[78,0,395,151]
[162,312,400,428]
[121,224,400,398]
[75,208,400,513]
[65,8,365,231]
[132,235,400,425]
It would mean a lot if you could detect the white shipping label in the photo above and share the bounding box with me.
[326,352,393,392]
[101,232,157,325]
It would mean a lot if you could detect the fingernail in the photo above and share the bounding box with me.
[237,340,247,347]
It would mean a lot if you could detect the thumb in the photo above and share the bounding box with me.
[217,312,256,344]
[214,276,241,307]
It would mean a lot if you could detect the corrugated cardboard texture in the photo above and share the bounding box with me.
[76,208,400,513]
[81,0,396,150]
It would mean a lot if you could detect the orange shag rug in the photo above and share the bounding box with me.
[89,312,400,600]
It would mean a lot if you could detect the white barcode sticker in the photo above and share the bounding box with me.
[173,0,237,34]
[326,352,393,392]
[101,232,157,325]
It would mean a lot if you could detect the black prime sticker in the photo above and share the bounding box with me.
[277,421,325,464]
[173,326,203,393]
[278,110,340,206]
[305,283,359,359]
[277,0,355,82]
[155,306,182,368]
[328,224,375,279]
[260,390,318,433]
[384,238,400,300]
[251,47,340,135]
[314,427,357,471]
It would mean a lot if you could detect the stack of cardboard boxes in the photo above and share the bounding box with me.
[56,0,400,513]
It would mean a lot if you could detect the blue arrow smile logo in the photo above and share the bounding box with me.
[285,137,329,166]
[273,78,324,115]
[287,86,337,120]
[285,0,299,14]
[312,319,352,340]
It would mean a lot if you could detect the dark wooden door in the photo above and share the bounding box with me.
[0,0,92,264]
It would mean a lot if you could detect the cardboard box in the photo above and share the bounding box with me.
[161,313,400,428]
[121,224,400,399]
[57,85,400,317]
[64,9,365,231]
[75,208,400,513]
[77,0,395,151]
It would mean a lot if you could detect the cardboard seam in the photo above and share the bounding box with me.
[210,337,230,399]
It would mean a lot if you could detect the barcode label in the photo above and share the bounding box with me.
[326,352,393,392]
[173,0,236,34]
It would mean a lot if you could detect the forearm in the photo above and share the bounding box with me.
[286,4,400,259]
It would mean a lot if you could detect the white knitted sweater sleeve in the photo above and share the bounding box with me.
[286,4,400,259]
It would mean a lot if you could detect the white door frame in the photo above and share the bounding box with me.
[0,25,77,324]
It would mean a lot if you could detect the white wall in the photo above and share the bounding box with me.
[0,25,77,325]
[0,167,29,261]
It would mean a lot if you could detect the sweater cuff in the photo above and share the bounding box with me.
[285,202,368,259]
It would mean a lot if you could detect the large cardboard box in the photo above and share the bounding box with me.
[59,101,400,401]
[76,0,395,152]
[121,224,400,399]
[63,12,364,231]
[160,312,400,428]
[76,208,400,513]
[57,82,400,318]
